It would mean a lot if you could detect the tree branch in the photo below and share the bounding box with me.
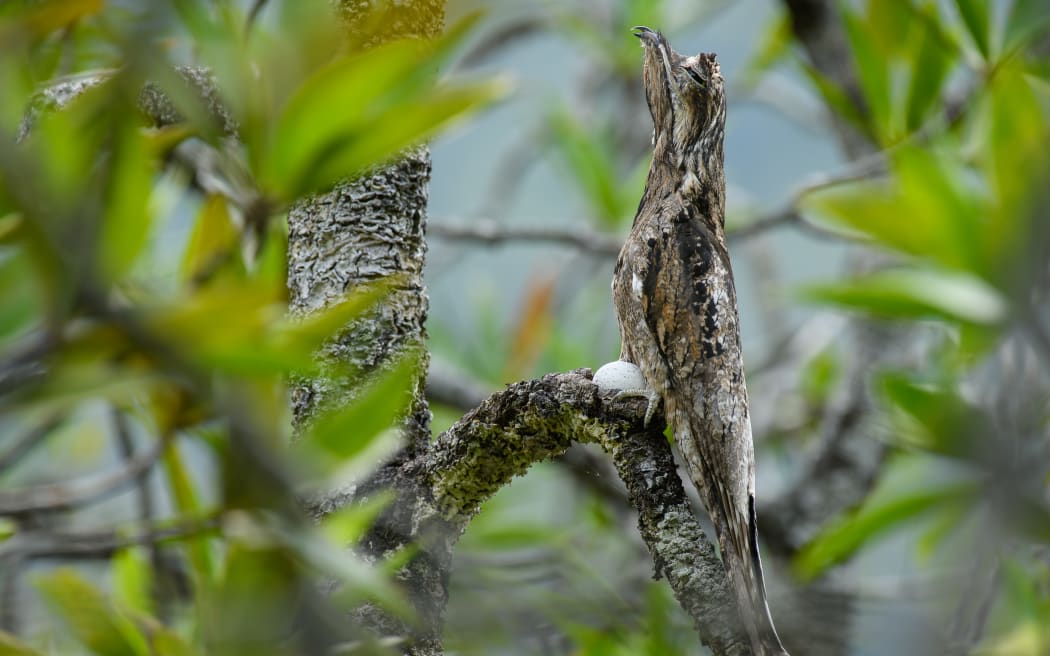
[0,436,164,516]
[0,413,65,475]
[380,369,750,655]
[0,517,219,560]
[429,153,887,257]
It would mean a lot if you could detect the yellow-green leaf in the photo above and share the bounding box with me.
[794,483,978,581]
[35,568,149,656]
[800,268,1008,326]
[181,194,241,284]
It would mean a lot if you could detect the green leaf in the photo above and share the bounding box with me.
[263,517,405,613]
[180,194,241,285]
[303,349,421,462]
[800,347,840,405]
[548,108,624,225]
[798,63,870,138]
[152,631,196,656]
[100,124,155,280]
[841,5,893,139]
[879,372,992,457]
[905,10,953,131]
[867,0,916,58]
[0,630,43,656]
[801,268,1008,326]
[17,0,103,40]
[0,518,14,543]
[0,248,42,343]
[794,482,978,580]
[953,0,992,60]
[916,499,971,560]
[980,68,1049,278]
[291,79,507,199]
[320,491,394,545]
[35,568,149,656]
[1004,0,1050,55]
[804,145,985,274]
[162,443,216,590]
[743,14,793,83]
[111,547,155,617]
[264,18,504,200]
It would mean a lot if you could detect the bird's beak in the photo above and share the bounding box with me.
[632,25,662,48]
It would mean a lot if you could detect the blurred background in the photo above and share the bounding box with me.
[1,0,1049,654]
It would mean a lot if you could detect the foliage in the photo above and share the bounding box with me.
[2,0,1050,654]
[785,0,1050,650]
[0,1,498,654]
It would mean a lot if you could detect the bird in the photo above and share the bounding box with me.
[610,26,789,656]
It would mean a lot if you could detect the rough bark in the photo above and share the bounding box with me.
[420,370,749,656]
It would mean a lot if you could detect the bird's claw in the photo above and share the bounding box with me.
[613,387,661,428]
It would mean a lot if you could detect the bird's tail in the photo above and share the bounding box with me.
[676,415,789,656]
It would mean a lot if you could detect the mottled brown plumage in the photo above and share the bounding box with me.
[612,27,788,656]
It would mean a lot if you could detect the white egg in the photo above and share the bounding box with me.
[593,360,647,392]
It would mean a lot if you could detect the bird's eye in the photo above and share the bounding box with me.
[685,67,706,87]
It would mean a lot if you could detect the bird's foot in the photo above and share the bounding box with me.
[613,387,661,428]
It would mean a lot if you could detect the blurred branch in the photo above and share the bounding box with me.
[781,0,871,158]
[0,435,164,516]
[459,17,548,68]
[0,413,65,475]
[429,219,622,256]
[431,155,884,255]
[0,516,219,560]
[425,362,491,410]
[760,324,896,555]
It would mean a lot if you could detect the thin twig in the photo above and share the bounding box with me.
[431,151,886,255]
[428,219,623,256]
[0,516,220,560]
[0,413,65,475]
[0,436,165,515]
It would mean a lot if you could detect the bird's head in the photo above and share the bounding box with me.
[633,26,725,173]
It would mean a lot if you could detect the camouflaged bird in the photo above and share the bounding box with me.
[612,27,789,656]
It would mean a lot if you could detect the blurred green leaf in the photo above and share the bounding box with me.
[0,630,43,656]
[100,124,155,280]
[879,372,991,457]
[163,442,216,590]
[1005,0,1050,55]
[916,498,971,560]
[548,109,625,226]
[744,14,793,83]
[953,0,992,60]
[805,145,986,274]
[841,5,893,139]
[979,68,1050,284]
[15,0,102,41]
[866,0,915,58]
[905,10,953,131]
[800,346,840,405]
[798,63,869,138]
[303,349,420,462]
[801,268,1007,326]
[0,247,41,342]
[320,491,394,545]
[794,482,978,580]
[181,194,242,285]
[111,547,155,617]
[264,17,504,200]
[152,631,196,656]
[263,516,405,613]
[35,568,149,656]
[295,79,506,199]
